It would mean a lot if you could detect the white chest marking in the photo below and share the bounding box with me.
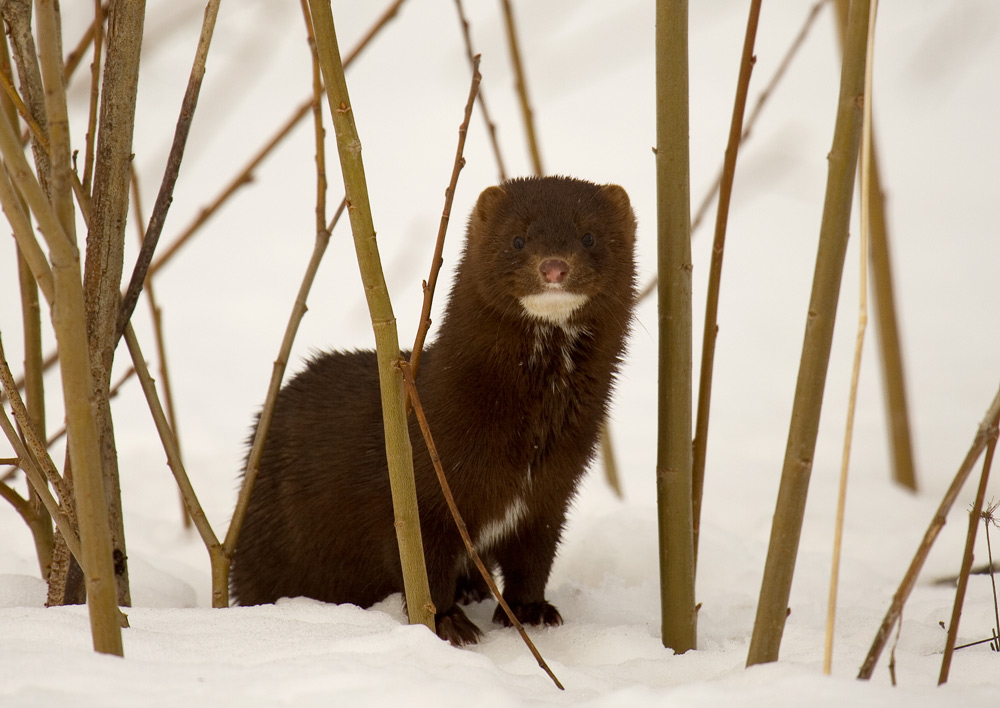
[519,290,588,326]
[476,497,528,551]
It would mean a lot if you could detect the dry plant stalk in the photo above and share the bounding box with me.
[824,0,878,674]
[409,55,481,379]
[858,384,1000,679]
[400,362,564,690]
[692,0,761,568]
[655,0,696,654]
[499,0,541,176]
[747,0,871,667]
[939,431,998,683]
[453,0,507,180]
[0,96,122,656]
[304,0,436,634]
[833,0,916,491]
[80,0,149,607]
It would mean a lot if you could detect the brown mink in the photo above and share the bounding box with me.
[230,176,637,645]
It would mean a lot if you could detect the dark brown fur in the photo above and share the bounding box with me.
[231,176,637,644]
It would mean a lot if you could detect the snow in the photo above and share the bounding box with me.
[2,1,1000,705]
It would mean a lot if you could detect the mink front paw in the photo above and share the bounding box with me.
[492,600,563,628]
[436,605,484,646]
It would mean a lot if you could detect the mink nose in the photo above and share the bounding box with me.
[539,258,570,284]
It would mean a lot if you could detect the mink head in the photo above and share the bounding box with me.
[462,176,637,328]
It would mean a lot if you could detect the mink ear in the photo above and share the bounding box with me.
[599,184,631,213]
[473,185,507,226]
[600,184,637,240]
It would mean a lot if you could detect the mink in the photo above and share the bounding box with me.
[230,176,637,645]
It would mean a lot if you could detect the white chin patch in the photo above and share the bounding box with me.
[519,290,589,325]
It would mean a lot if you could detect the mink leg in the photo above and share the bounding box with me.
[489,515,564,628]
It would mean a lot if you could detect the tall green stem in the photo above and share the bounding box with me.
[306,0,435,635]
[747,0,871,666]
[655,0,696,654]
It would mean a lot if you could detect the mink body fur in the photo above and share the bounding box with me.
[231,176,637,645]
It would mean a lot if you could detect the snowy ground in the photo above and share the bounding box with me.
[2,1,999,705]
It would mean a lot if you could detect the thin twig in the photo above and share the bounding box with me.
[409,55,481,380]
[399,361,564,690]
[116,0,222,342]
[453,0,506,180]
[692,0,761,570]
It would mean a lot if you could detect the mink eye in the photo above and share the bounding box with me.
[581,232,595,248]
[512,236,525,250]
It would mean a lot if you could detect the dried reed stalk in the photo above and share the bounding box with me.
[692,0,761,568]
[824,0,878,674]
[747,0,871,667]
[655,0,696,654]
[306,0,435,634]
